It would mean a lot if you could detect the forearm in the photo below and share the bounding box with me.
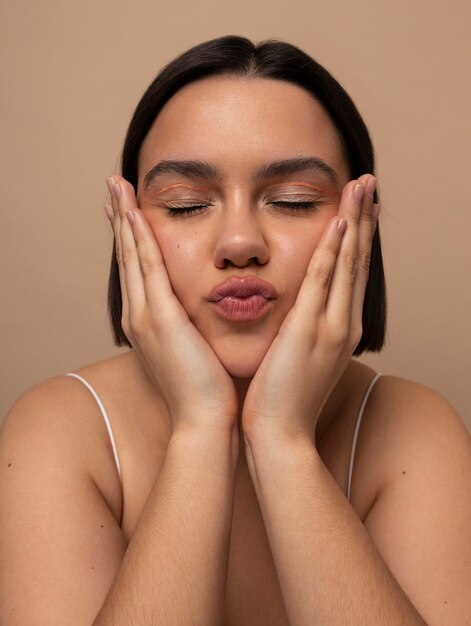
[246,437,427,626]
[94,426,238,626]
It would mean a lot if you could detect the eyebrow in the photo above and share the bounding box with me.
[142,156,338,191]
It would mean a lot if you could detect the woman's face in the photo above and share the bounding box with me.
[137,76,350,378]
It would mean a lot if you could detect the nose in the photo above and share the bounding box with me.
[213,204,270,269]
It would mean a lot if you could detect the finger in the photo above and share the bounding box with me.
[350,177,377,335]
[111,178,146,315]
[112,175,184,313]
[112,176,189,324]
[125,206,184,315]
[294,215,347,320]
[325,178,364,325]
[106,177,130,326]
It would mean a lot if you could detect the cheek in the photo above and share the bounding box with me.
[273,221,328,291]
[145,217,207,301]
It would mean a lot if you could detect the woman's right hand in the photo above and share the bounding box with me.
[105,175,239,436]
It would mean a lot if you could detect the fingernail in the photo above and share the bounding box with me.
[353,183,364,203]
[113,182,122,199]
[106,177,115,195]
[366,177,377,195]
[337,218,347,235]
[126,210,135,225]
[104,204,114,222]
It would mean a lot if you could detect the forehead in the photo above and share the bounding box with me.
[139,76,348,185]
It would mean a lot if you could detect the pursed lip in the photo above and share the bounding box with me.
[208,276,278,302]
[207,275,277,323]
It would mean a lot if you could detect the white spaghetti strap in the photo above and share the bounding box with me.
[65,372,122,484]
[347,373,382,503]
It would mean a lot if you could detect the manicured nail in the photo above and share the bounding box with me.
[337,218,347,235]
[366,177,377,195]
[113,182,122,199]
[353,183,364,203]
[106,177,115,195]
[126,210,135,225]
[104,204,114,222]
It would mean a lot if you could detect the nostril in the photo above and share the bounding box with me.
[251,257,264,266]
[214,230,270,268]
[222,256,263,268]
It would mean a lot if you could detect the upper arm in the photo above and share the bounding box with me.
[0,380,127,625]
[363,378,471,626]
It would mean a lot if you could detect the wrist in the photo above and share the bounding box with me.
[243,425,316,455]
[170,421,240,459]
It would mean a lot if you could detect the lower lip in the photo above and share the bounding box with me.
[211,295,273,322]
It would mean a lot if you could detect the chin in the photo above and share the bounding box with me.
[194,318,279,380]
[214,343,269,380]
[224,361,260,380]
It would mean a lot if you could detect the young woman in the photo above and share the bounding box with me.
[1,35,470,625]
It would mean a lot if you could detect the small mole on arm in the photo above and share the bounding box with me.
[100,524,104,528]
[8,463,12,467]
[402,470,406,475]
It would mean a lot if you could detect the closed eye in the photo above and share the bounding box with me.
[165,203,214,216]
[270,200,319,211]
[164,200,321,217]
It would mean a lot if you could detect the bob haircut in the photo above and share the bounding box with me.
[108,35,387,356]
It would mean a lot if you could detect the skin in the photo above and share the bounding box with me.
[105,75,379,448]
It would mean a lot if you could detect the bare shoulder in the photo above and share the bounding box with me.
[346,366,470,520]
[0,356,137,622]
[0,351,148,524]
[370,373,464,420]
[2,350,169,526]
[364,374,470,493]
[356,375,471,624]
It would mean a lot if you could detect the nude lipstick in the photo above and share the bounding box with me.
[208,276,277,322]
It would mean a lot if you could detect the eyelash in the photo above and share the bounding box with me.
[166,204,212,216]
[165,200,320,216]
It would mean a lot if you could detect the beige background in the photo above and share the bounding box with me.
[1,0,470,429]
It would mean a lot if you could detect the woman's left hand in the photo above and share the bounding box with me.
[242,174,379,448]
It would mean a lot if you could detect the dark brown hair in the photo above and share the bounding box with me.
[108,35,387,355]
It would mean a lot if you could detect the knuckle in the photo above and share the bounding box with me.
[120,245,132,268]
[140,257,155,278]
[329,326,348,348]
[359,249,371,273]
[115,243,123,266]
[129,315,147,340]
[309,260,333,288]
[317,269,332,288]
[344,254,358,280]
[130,310,163,340]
